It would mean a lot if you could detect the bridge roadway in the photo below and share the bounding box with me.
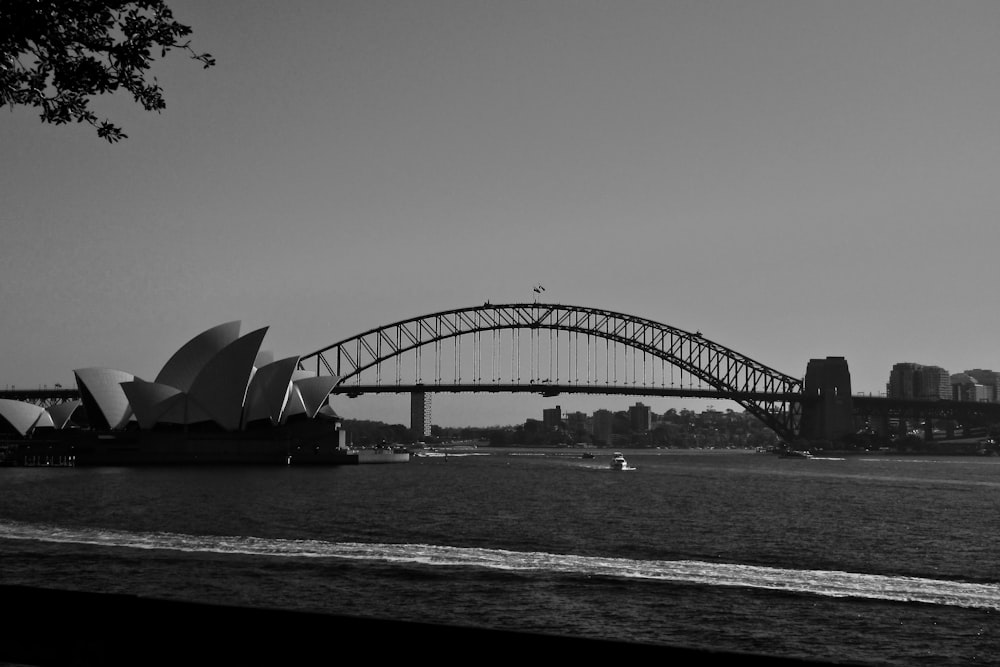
[7,386,1000,418]
[2,385,806,403]
[6,387,1000,437]
[0,388,80,403]
[331,383,806,403]
[853,394,1000,421]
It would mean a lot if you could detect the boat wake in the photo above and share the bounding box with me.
[2,519,998,611]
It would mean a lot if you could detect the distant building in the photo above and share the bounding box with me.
[963,369,1000,402]
[592,409,614,446]
[919,366,951,400]
[950,373,989,402]
[887,362,949,400]
[700,407,723,426]
[888,363,917,398]
[565,411,588,434]
[542,405,562,430]
[410,391,431,438]
[628,402,651,432]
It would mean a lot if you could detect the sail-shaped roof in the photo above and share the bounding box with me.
[293,375,342,419]
[32,411,55,429]
[187,327,268,431]
[243,356,300,426]
[153,393,214,426]
[73,368,135,430]
[155,321,241,392]
[46,400,83,429]
[316,403,340,420]
[121,381,184,430]
[41,322,346,437]
[280,370,314,422]
[0,399,46,436]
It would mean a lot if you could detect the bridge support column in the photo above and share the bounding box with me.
[875,414,891,438]
[799,357,854,443]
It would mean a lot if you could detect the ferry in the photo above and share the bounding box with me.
[355,446,412,464]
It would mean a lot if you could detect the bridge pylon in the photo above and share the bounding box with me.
[799,357,854,442]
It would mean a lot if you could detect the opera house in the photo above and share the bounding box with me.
[0,322,352,465]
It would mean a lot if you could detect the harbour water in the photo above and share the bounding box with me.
[2,449,999,664]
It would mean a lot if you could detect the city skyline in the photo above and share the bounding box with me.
[4,1,1000,427]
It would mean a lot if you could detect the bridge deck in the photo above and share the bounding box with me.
[332,383,805,402]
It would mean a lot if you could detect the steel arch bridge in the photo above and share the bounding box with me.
[299,303,805,439]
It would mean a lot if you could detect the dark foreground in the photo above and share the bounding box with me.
[1,585,850,666]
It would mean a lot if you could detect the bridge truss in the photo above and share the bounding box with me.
[299,303,804,439]
[0,388,80,408]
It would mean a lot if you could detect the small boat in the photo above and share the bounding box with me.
[610,452,630,470]
[780,450,814,459]
[581,452,595,459]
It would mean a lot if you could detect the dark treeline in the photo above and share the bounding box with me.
[345,408,782,449]
[342,420,413,447]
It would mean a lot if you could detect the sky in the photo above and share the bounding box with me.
[3,0,1000,427]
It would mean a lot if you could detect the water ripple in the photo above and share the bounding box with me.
[3,519,997,611]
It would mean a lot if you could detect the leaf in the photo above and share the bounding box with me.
[1,0,214,142]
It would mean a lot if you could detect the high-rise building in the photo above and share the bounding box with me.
[951,373,990,402]
[888,363,918,398]
[592,409,614,446]
[565,411,588,435]
[628,402,651,432]
[410,391,431,438]
[887,362,949,400]
[542,405,562,430]
[964,369,1000,402]
[919,366,950,400]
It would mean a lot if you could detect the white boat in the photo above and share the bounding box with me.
[610,452,630,470]
[779,450,814,459]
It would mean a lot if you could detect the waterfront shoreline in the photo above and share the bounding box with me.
[0,584,843,666]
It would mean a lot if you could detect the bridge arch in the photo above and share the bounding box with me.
[299,303,803,439]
